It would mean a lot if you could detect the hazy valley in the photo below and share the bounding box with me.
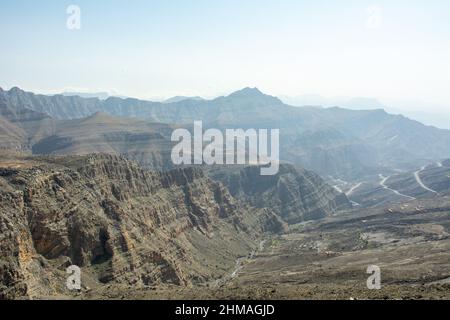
[0,86,449,300]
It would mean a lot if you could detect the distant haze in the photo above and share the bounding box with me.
[281,95,450,130]
[1,0,450,116]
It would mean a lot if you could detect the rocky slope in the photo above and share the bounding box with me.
[31,112,175,170]
[0,89,59,151]
[0,115,26,150]
[0,154,286,299]
[208,164,351,224]
[0,95,175,170]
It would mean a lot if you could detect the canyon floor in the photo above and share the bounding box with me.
[83,199,450,300]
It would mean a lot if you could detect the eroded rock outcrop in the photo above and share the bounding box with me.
[208,164,351,224]
[0,154,285,299]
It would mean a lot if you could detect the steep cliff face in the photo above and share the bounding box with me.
[0,155,286,299]
[208,164,351,224]
[0,181,45,299]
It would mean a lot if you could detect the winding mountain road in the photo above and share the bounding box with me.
[414,166,438,194]
[346,182,362,197]
[379,174,416,200]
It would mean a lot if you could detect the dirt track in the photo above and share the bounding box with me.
[84,199,450,300]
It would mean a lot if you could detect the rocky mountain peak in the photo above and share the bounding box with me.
[8,87,24,95]
[228,87,266,99]
[164,96,205,104]
[224,87,283,106]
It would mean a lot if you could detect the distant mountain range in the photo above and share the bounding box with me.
[62,91,111,100]
[60,92,205,104]
[281,94,450,130]
[163,96,205,104]
[1,85,450,300]
[281,95,385,110]
[1,86,450,180]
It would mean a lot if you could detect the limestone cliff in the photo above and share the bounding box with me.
[0,154,285,299]
[208,164,351,224]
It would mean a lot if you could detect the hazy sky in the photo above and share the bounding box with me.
[1,0,450,112]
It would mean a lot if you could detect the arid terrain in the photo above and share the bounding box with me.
[3,1,450,305]
[1,87,450,300]
[82,198,450,300]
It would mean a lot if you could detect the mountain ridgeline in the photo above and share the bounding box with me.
[2,87,450,180]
